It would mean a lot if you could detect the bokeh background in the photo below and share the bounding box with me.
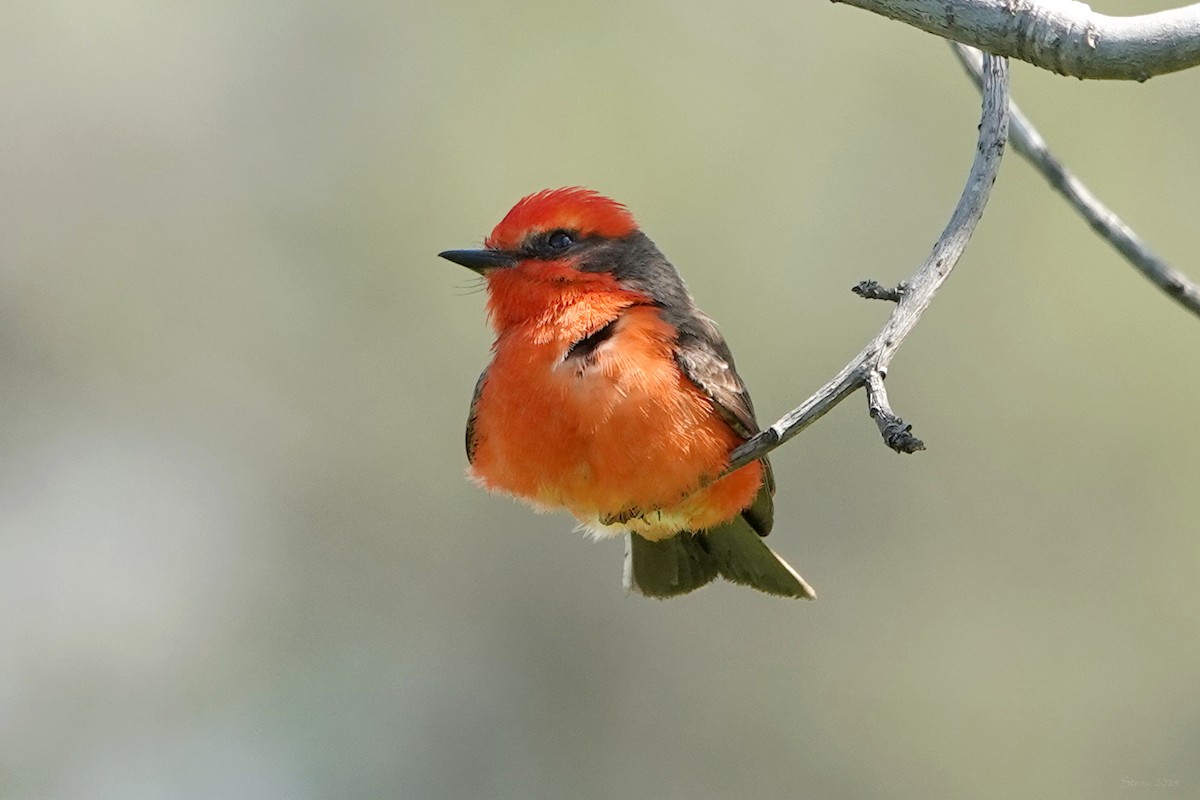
[2,2,1198,798]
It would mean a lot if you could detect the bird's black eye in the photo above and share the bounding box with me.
[546,230,574,251]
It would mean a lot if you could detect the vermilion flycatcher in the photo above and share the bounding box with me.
[440,188,814,599]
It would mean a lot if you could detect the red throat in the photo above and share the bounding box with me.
[484,262,640,334]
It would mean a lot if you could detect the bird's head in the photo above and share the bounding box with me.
[440,188,692,329]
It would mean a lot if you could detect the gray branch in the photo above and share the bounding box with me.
[834,0,1200,80]
[729,54,1011,468]
[952,43,1200,318]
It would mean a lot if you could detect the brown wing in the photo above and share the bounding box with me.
[670,309,775,536]
[465,368,488,464]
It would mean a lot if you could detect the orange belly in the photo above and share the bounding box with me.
[469,304,762,540]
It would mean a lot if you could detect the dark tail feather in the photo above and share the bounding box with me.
[703,516,815,599]
[624,532,719,598]
[624,518,815,599]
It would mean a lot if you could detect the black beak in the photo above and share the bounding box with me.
[438,248,516,274]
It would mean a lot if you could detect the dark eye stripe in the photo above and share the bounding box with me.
[523,229,578,259]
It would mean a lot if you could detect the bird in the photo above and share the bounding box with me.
[439,187,814,599]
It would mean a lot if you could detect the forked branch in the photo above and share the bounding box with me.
[952,43,1200,318]
[727,53,1011,470]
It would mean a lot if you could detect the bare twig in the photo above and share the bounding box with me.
[834,0,1200,81]
[728,53,1011,469]
[952,43,1200,319]
[852,280,906,303]
[866,371,926,453]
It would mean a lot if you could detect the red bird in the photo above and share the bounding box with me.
[440,188,813,599]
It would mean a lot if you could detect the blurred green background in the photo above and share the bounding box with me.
[2,2,1198,798]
